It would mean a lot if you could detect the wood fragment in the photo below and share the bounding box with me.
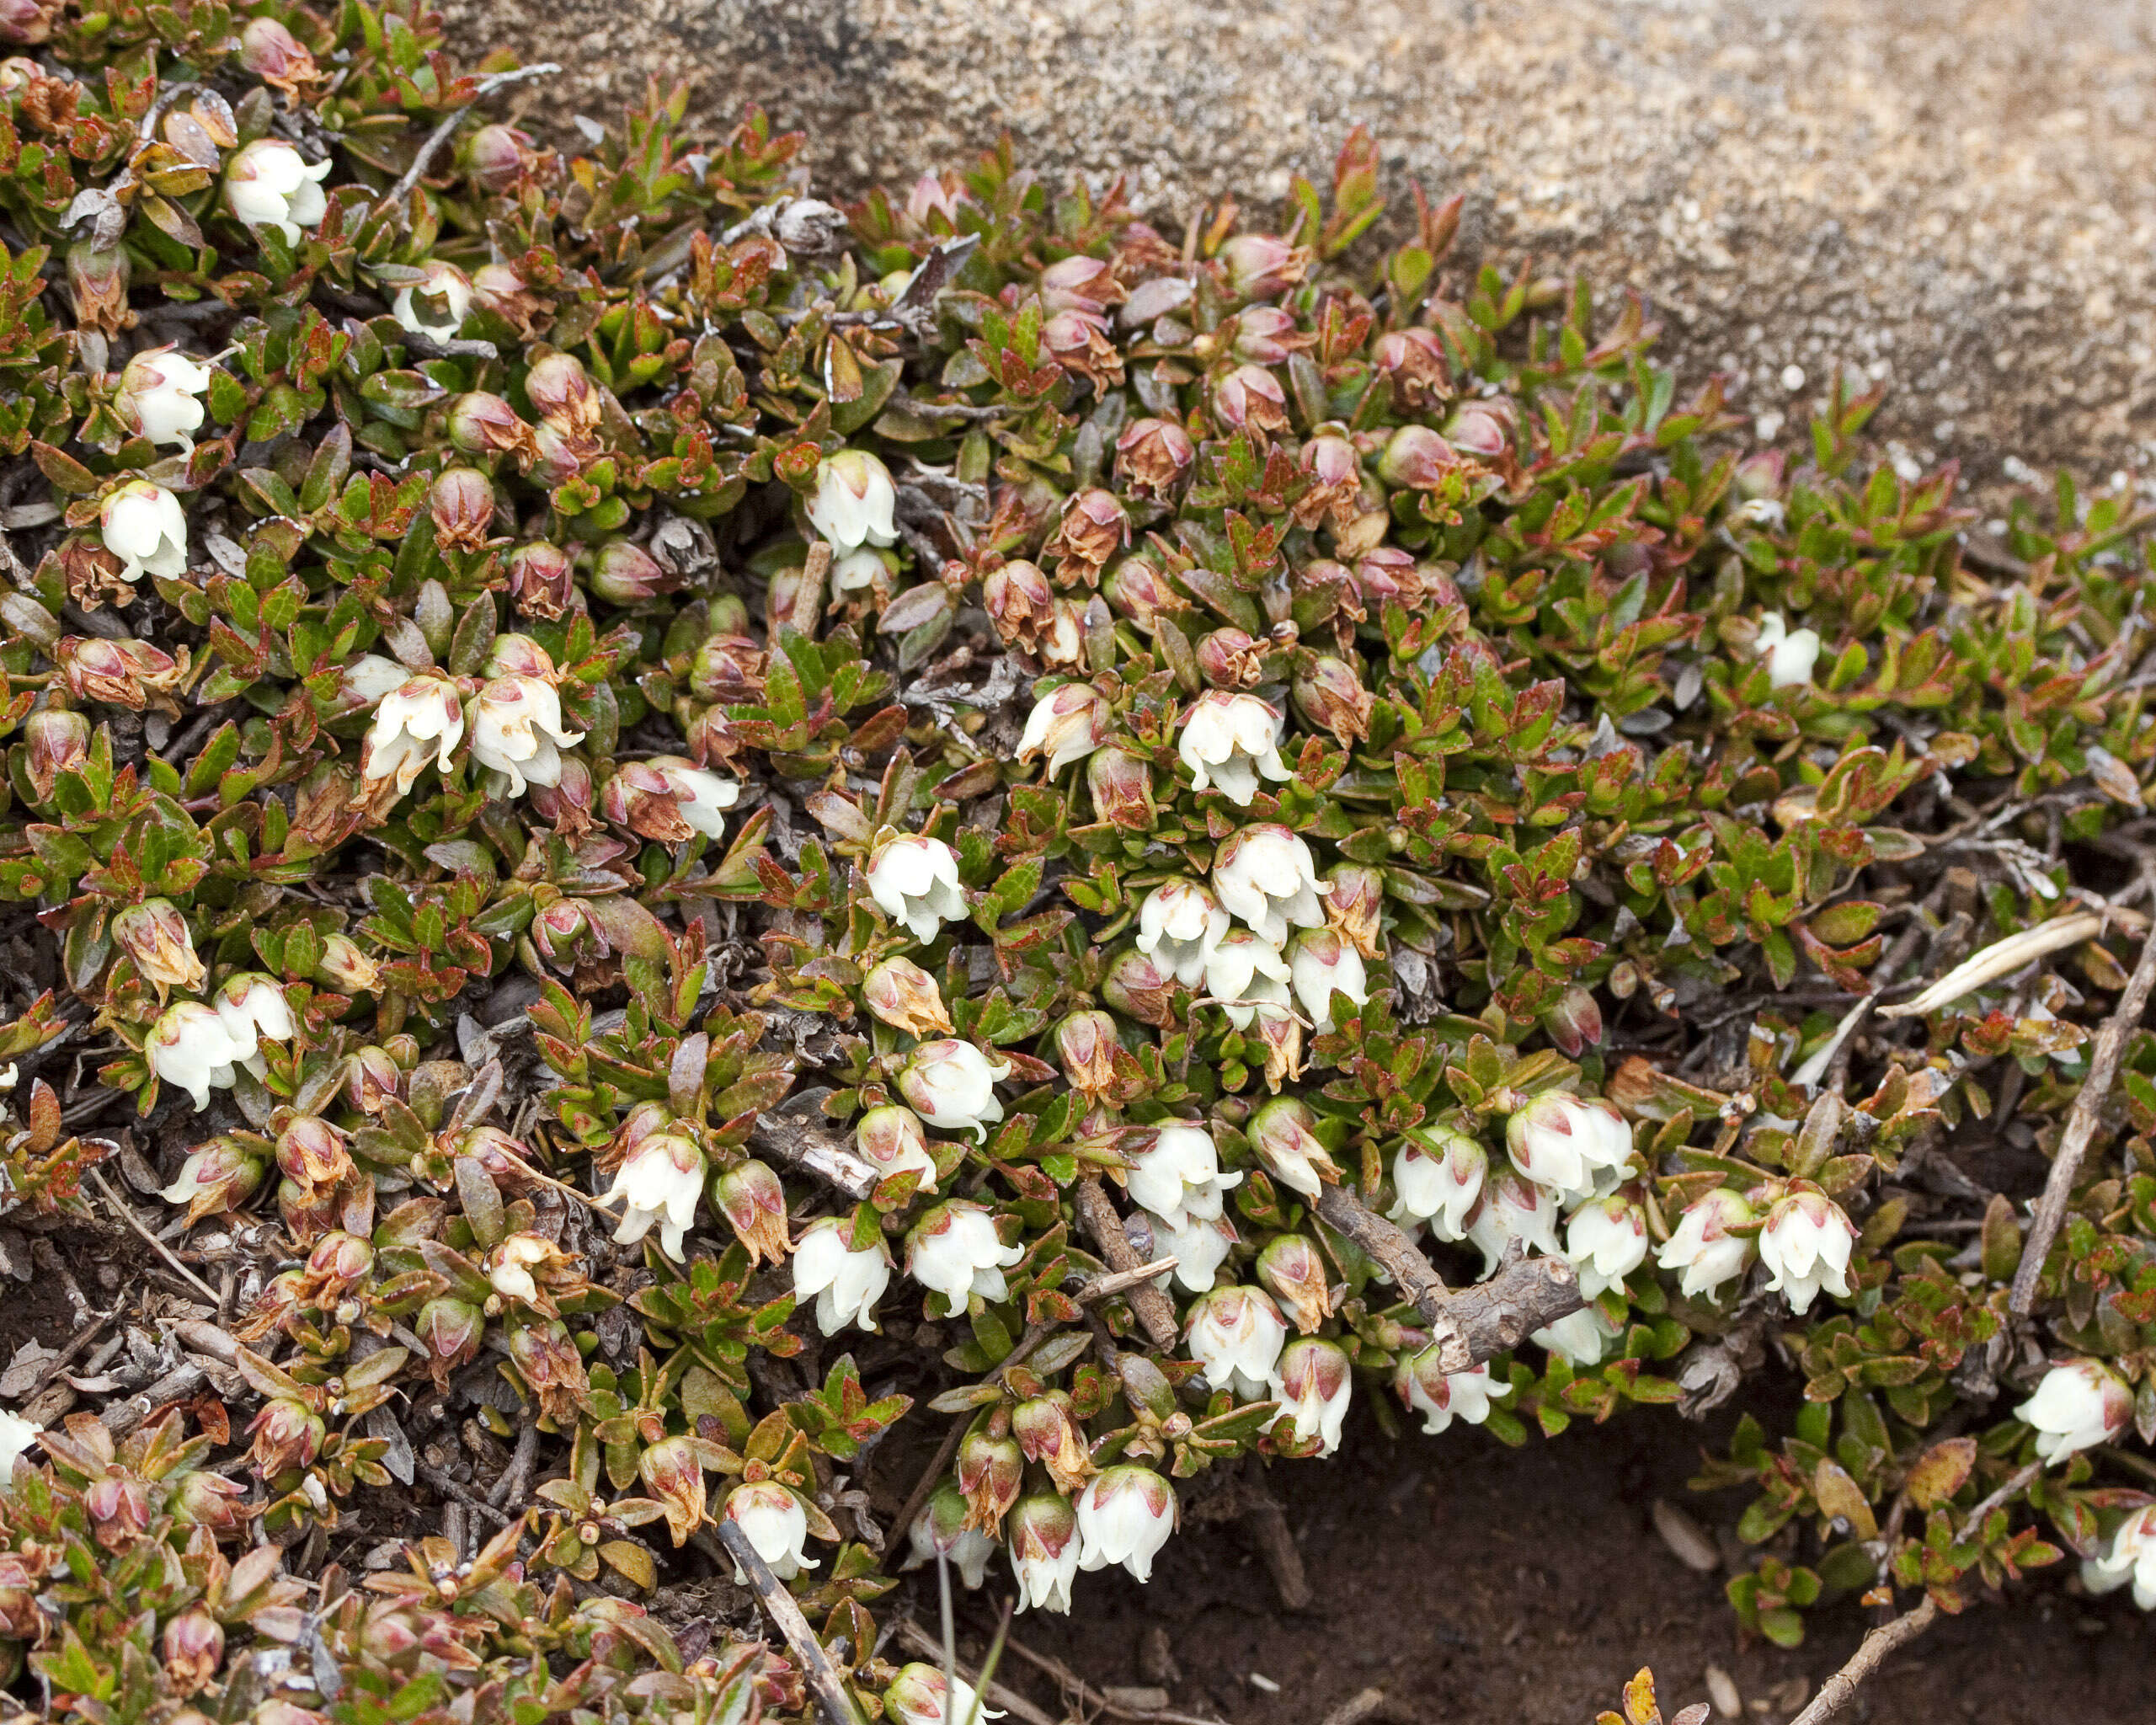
[1315,1184,1583,1370]
[750,1110,880,1201]
[1239,1460,1311,1611]
[1783,1598,1936,1725]
[101,1363,205,1439]
[1075,1256,1178,1305]
[1317,1689,1386,1725]
[1876,912,2103,1019]
[89,1169,222,1306]
[1072,1179,1181,1349]
[717,1516,863,1725]
[2010,916,2156,1315]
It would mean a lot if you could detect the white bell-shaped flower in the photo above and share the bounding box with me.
[1287,927,1369,1032]
[2083,1505,2156,1610]
[603,1129,707,1261]
[391,260,473,341]
[1465,1172,1562,1274]
[906,1200,1024,1316]
[1395,1349,1497,1436]
[1075,1466,1177,1583]
[224,139,332,245]
[792,1217,893,1335]
[867,833,969,943]
[1390,1127,1486,1241]
[1754,611,1822,688]
[1534,1305,1623,1369]
[2017,1358,2132,1465]
[1008,1493,1081,1615]
[1146,1207,1236,1293]
[117,348,212,449]
[897,1040,1011,1142]
[1270,1337,1352,1455]
[360,671,466,798]
[0,1407,39,1477]
[1016,681,1110,779]
[1203,927,1292,1031]
[1134,879,1229,987]
[1213,823,1325,946]
[469,670,583,796]
[1656,1188,1756,1298]
[1183,1284,1289,1400]
[807,450,898,551]
[1757,1184,1858,1315]
[212,973,293,1064]
[1125,1121,1241,1227]
[1565,1194,1650,1300]
[1178,689,1289,806]
[1504,1092,1635,1204]
[100,479,188,583]
[722,1480,817,1580]
[147,1001,241,1111]
[648,755,740,839]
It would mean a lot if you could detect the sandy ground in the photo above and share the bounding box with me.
[446,0,2156,489]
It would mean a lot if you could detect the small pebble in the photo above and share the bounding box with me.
[1652,1498,1722,1573]
[1705,1664,1742,1721]
[1249,1674,1282,1695]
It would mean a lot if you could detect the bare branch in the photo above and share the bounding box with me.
[1072,1178,1182,1349]
[716,1516,863,1725]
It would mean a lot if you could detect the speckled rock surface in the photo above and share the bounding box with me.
[447,0,2156,485]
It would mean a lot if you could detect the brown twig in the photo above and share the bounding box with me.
[1072,1179,1181,1349]
[750,1110,880,1200]
[2009,915,2156,1315]
[19,1309,116,1402]
[1076,1255,1178,1304]
[1315,1183,1583,1370]
[1784,1596,1938,1725]
[89,1169,222,1306]
[1238,1457,1311,1611]
[716,1515,863,1725]
[101,1363,206,1439]
[414,1461,515,1529]
[375,65,561,217]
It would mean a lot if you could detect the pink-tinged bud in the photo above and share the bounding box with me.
[713,1160,791,1266]
[159,1135,265,1226]
[864,955,954,1037]
[84,1472,151,1548]
[163,1607,224,1696]
[590,538,675,605]
[689,632,767,702]
[956,1429,1025,1535]
[0,0,56,46]
[111,897,205,994]
[1086,745,1156,830]
[1218,233,1305,301]
[462,121,539,193]
[1540,985,1604,1058]
[1017,681,1112,778]
[24,705,89,798]
[1353,547,1433,609]
[527,756,595,829]
[429,467,495,552]
[1102,947,1178,1028]
[1291,557,1364,633]
[1247,1097,1341,1201]
[1302,434,1359,489]
[1736,447,1785,501]
[639,1433,711,1547]
[277,1178,340,1247]
[1321,863,1386,960]
[446,391,533,457]
[525,349,600,436]
[1197,627,1267,690]
[414,1295,484,1389]
[1102,556,1186,634]
[983,558,1056,652]
[1444,398,1514,458]
[1054,1009,1121,1106]
[1011,1392,1094,1494]
[1114,417,1195,498]
[1123,275,1195,328]
[472,264,543,339]
[1043,309,1124,391]
[1256,1232,1334,1333]
[1039,255,1124,314]
[1231,306,1304,365]
[1377,424,1459,490]
[1043,488,1129,586]
[1292,653,1374,745]
[1374,328,1450,407]
[344,1045,403,1114]
[507,1317,591,1424]
[57,635,184,709]
[856,1104,939,1193]
[302,1229,375,1304]
[67,237,131,336]
[168,1467,248,1538]
[275,1114,352,1193]
[314,932,382,994]
[248,1397,325,1477]
[906,173,969,228]
[1213,364,1288,435]
[1271,1335,1352,1455]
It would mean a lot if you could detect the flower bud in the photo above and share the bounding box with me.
[1232,306,1304,364]
[344,1044,403,1114]
[1195,627,1265,690]
[526,350,600,436]
[163,1608,224,1696]
[1043,488,1129,585]
[507,1316,591,1424]
[1012,1393,1094,1494]
[447,391,533,457]
[1086,745,1156,830]
[0,0,54,46]
[112,897,205,994]
[1377,424,1459,490]
[863,955,954,1036]
[1040,255,1123,313]
[1292,654,1374,745]
[1102,947,1178,1028]
[1054,1009,1120,1106]
[689,632,766,702]
[413,1295,484,1389]
[1043,308,1124,390]
[1114,416,1195,497]
[1374,328,1449,406]
[957,1429,1025,1535]
[1256,1233,1333,1333]
[712,1160,791,1267]
[639,1434,710,1547]
[67,238,131,336]
[1102,556,1185,633]
[314,932,382,995]
[1008,1492,1081,1614]
[983,558,1056,651]
[500,542,574,622]
[856,1104,940,1191]
[591,539,676,605]
[1212,364,1288,434]
[168,1467,248,1538]
[428,467,495,552]
[1247,1097,1341,1200]
[248,1397,325,1477]
[238,18,318,93]
[1038,597,1088,670]
[1218,233,1305,300]
[472,263,542,334]
[24,706,89,798]
[159,1135,265,1226]
[85,1472,151,1547]
[275,1114,352,1191]
[462,122,539,192]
